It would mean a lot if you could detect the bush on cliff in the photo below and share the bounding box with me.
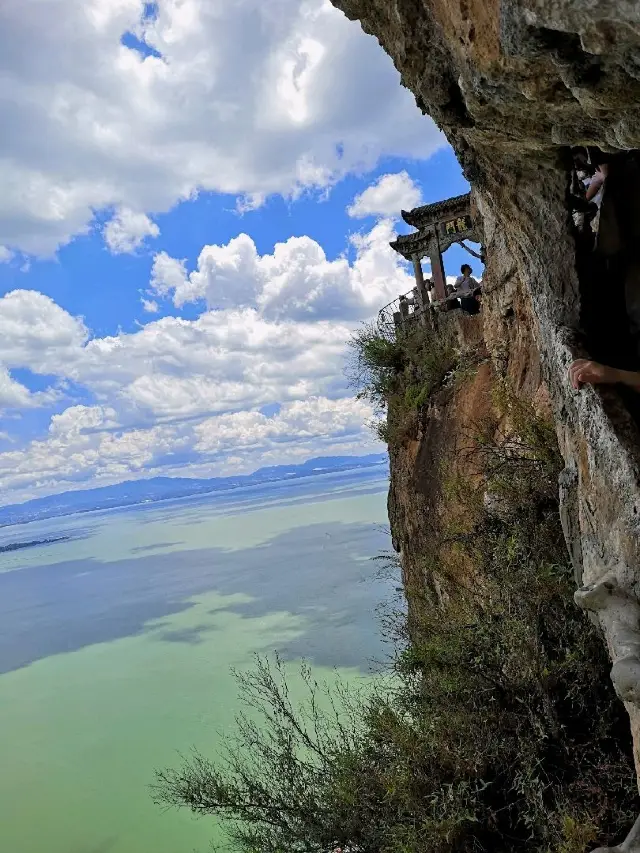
[155,402,637,853]
[346,323,406,410]
[347,322,458,444]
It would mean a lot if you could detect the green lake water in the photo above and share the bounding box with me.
[0,468,390,853]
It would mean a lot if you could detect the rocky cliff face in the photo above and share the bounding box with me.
[331,0,640,787]
[386,312,496,606]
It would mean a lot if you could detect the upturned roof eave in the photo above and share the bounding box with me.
[401,192,471,227]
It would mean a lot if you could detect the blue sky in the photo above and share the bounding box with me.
[0,0,476,504]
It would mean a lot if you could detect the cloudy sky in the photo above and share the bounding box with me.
[0,0,475,505]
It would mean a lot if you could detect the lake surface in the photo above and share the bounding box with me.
[0,467,391,853]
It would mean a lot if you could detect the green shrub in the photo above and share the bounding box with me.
[346,319,461,445]
[346,323,406,410]
[362,336,406,372]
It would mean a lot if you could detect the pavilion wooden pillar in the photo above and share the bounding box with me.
[429,230,447,302]
[411,254,429,306]
[411,254,434,330]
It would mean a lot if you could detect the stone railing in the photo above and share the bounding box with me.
[378,286,481,341]
[377,289,424,339]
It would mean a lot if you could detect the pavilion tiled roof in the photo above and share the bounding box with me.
[389,231,432,258]
[401,192,471,227]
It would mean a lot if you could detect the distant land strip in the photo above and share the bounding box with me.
[0,535,70,553]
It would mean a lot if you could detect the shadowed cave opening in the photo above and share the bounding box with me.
[569,146,640,421]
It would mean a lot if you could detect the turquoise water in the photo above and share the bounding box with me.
[0,468,390,853]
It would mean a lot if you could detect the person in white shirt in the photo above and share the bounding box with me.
[453,264,481,315]
[454,264,480,295]
[585,163,607,208]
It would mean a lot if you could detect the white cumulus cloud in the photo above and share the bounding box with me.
[149,218,414,321]
[0,395,379,502]
[103,207,160,254]
[141,298,159,313]
[0,286,361,425]
[0,0,443,255]
[150,251,188,297]
[0,289,88,372]
[0,178,422,500]
[348,171,423,219]
[0,367,39,409]
[0,284,383,500]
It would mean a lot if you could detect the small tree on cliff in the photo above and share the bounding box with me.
[155,561,636,852]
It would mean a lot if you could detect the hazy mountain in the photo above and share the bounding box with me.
[0,454,388,527]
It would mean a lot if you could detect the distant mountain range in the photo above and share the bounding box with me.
[0,454,388,528]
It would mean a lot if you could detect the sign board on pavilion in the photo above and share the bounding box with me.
[441,215,473,238]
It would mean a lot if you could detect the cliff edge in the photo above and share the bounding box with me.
[331,0,640,787]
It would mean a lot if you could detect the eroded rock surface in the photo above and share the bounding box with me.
[331,0,640,787]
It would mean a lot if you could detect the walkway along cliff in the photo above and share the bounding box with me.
[331,0,640,797]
